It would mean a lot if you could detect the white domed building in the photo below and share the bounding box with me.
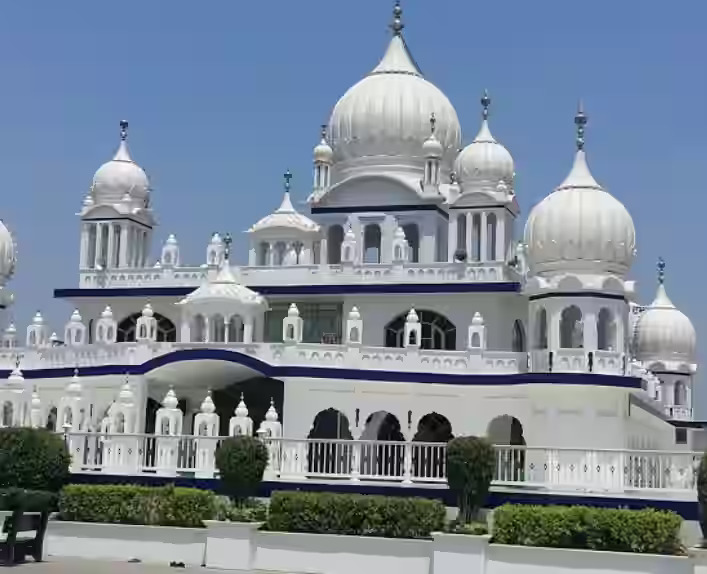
[0,2,700,495]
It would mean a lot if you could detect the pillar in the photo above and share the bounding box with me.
[480,211,488,262]
[495,214,505,261]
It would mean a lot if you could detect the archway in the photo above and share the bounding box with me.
[363,224,382,264]
[117,312,177,343]
[512,320,526,352]
[412,413,453,480]
[307,408,353,475]
[597,308,616,351]
[360,411,405,477]
[327,225,344,264]
[487,415,526,482]
[402,223,420,263]
[559,306,583,349]
[45,406,57,431]
[385,310,456,350]
[674,381,687,406]
[534,308,548,350]
[214,377,285,437]
[2,401,12,427]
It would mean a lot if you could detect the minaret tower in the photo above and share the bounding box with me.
[79,120,156,270]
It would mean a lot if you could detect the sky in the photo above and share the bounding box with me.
[0,1,705,409]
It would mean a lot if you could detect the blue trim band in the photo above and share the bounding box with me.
[1,347,642,389]
[311,204,448,219]
[529,292,626,302]
[54,282,522,299]
[67,473,698,520]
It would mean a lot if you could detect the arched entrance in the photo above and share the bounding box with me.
[360,411,405,477]
[385,310,457,350]
[487,415,526,482]
[412,413,453,479]
[307,408,353,475]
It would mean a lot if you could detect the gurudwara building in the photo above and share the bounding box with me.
[0,2,699,488]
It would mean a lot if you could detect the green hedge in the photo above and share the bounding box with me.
[0,428,70,492]
[59,484,215,528]
[492,505,683,555]
[0,488,57,512]
[266,491,445,539]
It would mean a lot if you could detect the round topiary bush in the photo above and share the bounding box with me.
[446,435,496,523]
[0,427,71,493]
[698,452,707,540]
[215,435,268,504]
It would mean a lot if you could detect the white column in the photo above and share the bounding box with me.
[119,224,129,268]
[106,224,116,269]
[94,223,103,267]
[465,213,473,258]
[223,316,230,344]
[80,224,89,268]
[480,212,488,262]
[180,318,191,343]
[584,309,598,351]
[243,316,254,343]
[495,214,505,262]
[548,305,561,350]
[447,212,457,262]
[319,238,328,266]
[203,316,210,343]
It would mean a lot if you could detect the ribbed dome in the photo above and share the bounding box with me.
[249,192,319,234]
[454,99,514,192]
[524,119,635,277]
[92,121,150,205]
[328,26,461,172]
[635,281,696,365]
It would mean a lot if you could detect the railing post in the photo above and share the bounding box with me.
[350,440,361,482]
[402,441,413,485]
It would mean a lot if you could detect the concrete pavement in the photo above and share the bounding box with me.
[11,557,226,573]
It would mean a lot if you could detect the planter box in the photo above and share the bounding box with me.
[486,543,691,574]
[255,531,431,574]
[46,521,206,567]
[432,533,489,574]
[690,547,707,574]
[204,520,262,571]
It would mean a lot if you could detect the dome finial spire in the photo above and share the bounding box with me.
[283,169,292,193]
[320,124,327,141]
[223,233,232,262]
[574,101,587,151]
[481,89,491,120]
[119,120,129,142]
[429,112,436,135]
[390,1,404,36]
[657,256,666,285]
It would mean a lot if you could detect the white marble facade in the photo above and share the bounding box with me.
[0,3,698,456]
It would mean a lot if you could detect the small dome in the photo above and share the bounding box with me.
[454,92,513,192]
[348,306,361,321]
[142,303,154,318]
[235,394,249,418]
[422,113,443,157]
[162,388,179,410]
[70,309,83,323]
[265,399,279,422]
[179,265,266,309]
[165,234,178,246]
[31,387,41,409]
[92,121,150,206]
[313,126,334,163]
[328,5,461,172]
[635,271,696,366]
[5,323,16,335]
[249,191,319,234]
[32,312,44,325]
[101,306,114,319]
[67,369,82,396]
[200,392,216,415]
[288,303,300,318]
[524,108,635,277]
[406,307,419,323]
[119,380,134,404]
[0,220,17,285]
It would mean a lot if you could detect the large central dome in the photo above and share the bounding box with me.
[327,6,461,173]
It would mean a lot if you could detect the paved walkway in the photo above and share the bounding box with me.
[13,557,224,573]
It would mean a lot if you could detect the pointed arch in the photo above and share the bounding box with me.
[534,308,548,350]
[512,320,526,352]
[363,224,382,264]
[117,312,177,342]
[402,223,419,263]
[327,225,344,264]
[385,309,456,350]
[560,305,583,349]
[412,412,453,480]
[597,308,616,351]
[307,408,353,476]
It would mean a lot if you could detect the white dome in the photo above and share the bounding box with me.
[92,121,150,205]
[454,95,513,191]
[524,111,635,277]
[249,192,319,234]
[0,220,17,285]
[328,16,461,171]
[313,126,334,164]
[635,281,696,366]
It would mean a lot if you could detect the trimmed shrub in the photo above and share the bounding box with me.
[698,452,707,539]
[0,488,57,512]
[59,484,215,528]
[493,504,683,555]
[446,436,495,523]
[266,491,445,539]
[0,428,70,492]
[215,436,268,503]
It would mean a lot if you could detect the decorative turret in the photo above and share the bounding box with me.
[341,225,357,265]
[65,309,87,346]
[468,312,486,350]
[282,303,304,344]
[136,303,157,342]
[422,113,442,191]
[229,393,253,436]
[346,306,363,345]
[155,387,182,436]
[206,233,225,268]
[391,225,409,264]
[26,311,49,348]
[161,234,180,268]
[58,368,84,431]
[404,307,421,348]
[2,323,17,349]
[313,125,333,193]
[96,306,117,344]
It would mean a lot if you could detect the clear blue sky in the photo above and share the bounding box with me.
[0,1,705,409]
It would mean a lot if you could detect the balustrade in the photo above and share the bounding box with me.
[62,432,700,496]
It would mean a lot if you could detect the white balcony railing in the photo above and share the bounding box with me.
[63,433,700,496]
[78,261,521,289]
